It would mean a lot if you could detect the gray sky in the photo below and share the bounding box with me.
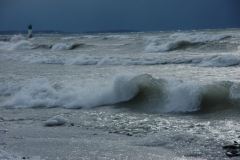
[0,0,240,32]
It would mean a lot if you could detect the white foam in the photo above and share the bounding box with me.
[2,75,138,109]
[22,53,61,64]
[0,149,21,160]
[0,82,20,96]
[2,78,57,108]
[0,149,41,160]
[82,35,100,39]
[197,54,240,67]
[107,35,131,40]
[143,36,162,42]
[0,52,64,65]
[65,56,162,66]
[145,41,186,53]
[51,43,71,51]
[65,56,99,65]
[0,40,33,51]
[56,75,139,108]
[163,80,201,112]
[145,32,232,53]
[1,74,238,113]
[169,32,230,42]
[230,83,240,100]
[44,115,69,126]
[0,74,205,113]
[233,33,240,38]
[0,41,11,50]
[61,37,75,40]
[136,131,220,160]
[0,51,161,66]
[10,35,25,42]
[145,43,166,52]
[11,40,33,50]
[1,50,239,67]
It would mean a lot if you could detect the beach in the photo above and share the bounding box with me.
[1,29,240,159]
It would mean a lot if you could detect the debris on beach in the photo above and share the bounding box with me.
[44,115,69,127]
[223,141,240,157]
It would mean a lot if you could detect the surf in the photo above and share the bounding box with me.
[1,74,240,115]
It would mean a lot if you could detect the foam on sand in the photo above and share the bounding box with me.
[0,149,41,160]
[44,115,69,126]
[1,119,189,160]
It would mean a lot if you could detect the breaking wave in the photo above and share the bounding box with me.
[50,43,86,51]
[1,74,240,114]
[0,75,139,109]
[10,34,25,42]
[1,51,240,67]
[0,39,87,51]
[193,54,240,67]
[106,35,132,40]
[145,40,202,52]
[145,32,232,52]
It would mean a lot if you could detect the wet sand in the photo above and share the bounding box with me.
[1,121,180,160]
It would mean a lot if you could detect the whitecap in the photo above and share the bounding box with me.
[197,54,240,67]
[10,34,25,42]
[11,40,33,50]
[51,43,71,51]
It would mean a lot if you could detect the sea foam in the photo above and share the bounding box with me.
[106,35,131,40]
[145,32,232,53]
[169,32,230,42]
[1,50,240,67]
[44,115,69,126]
[0,40,33,51]
[145,40,190,52]
[61,37,75,40]
[143,36,162,42]
[10,34,25,42]
[1,75,139,109]
[196,54,240,67]
[11,40,33,50]
[163,80,201,112]
[1,74,240,113]
[0,149,41,160]
[51,43,71,51]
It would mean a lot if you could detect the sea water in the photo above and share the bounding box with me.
[0,29,240,159]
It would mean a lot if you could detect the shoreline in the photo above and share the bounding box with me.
[1,119,237,160]
[0,107,239,160]
[1,121,181,160]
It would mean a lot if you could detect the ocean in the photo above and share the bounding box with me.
[0,28,240,159]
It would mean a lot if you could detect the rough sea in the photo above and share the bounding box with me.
[1,28,240,159]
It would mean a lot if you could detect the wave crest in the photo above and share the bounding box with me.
[145,32,232,53]
[1,75,240,114]
[145,40,201,52]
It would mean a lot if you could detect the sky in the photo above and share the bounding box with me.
[0,0,240,33]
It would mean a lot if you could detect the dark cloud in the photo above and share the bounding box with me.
[0,0,240,32]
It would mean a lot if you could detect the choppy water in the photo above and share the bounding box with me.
[1,28,240,159]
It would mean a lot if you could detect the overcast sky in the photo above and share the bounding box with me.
[0,0,240,32]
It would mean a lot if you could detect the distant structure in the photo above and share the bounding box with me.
[28,23,33,38]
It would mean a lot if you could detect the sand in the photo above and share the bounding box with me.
[0,121,183,160]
